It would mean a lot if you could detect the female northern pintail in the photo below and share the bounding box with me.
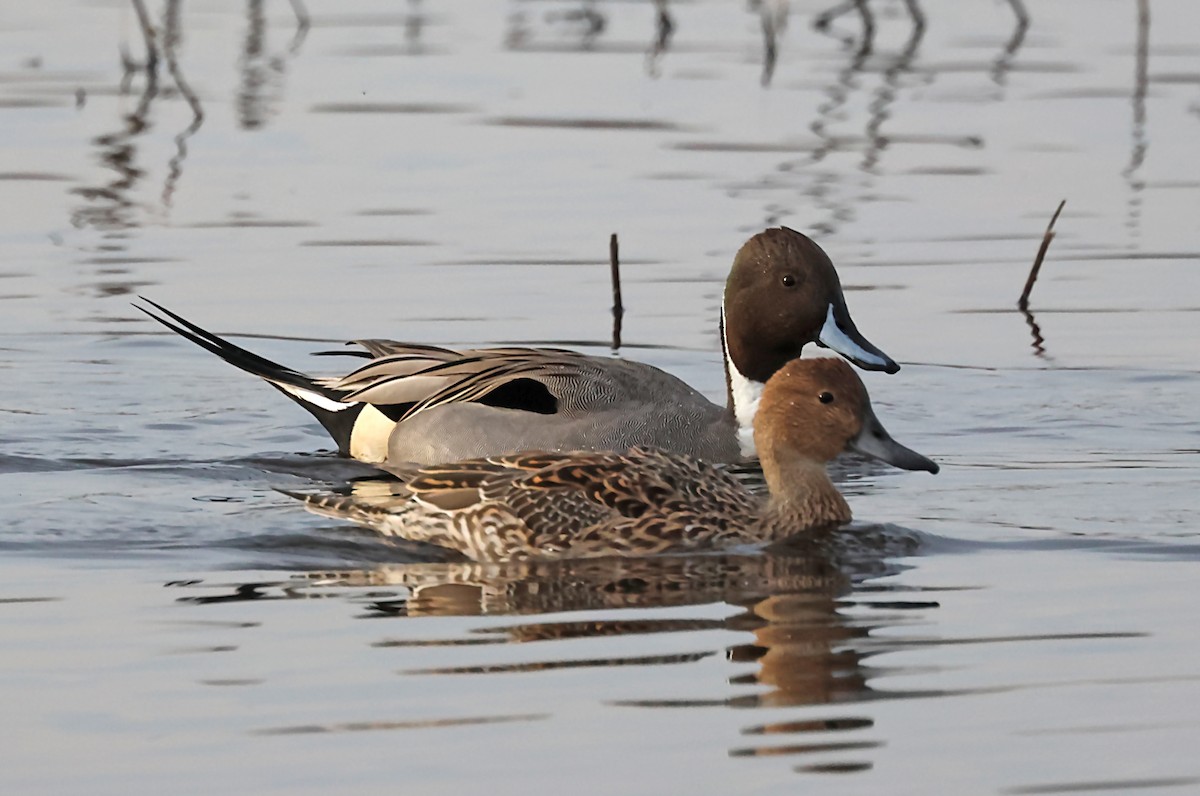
[295,357,938,561]
[138,227,897,465]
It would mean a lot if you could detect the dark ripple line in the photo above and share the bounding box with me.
[402,650,713,675]
[1005,776,1200,795]
[859,631,1145,650]
[254,712,549,736]
[742,717,874,735]
[729,739,882,757]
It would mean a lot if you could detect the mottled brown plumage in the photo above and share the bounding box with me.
[296,358,938,561]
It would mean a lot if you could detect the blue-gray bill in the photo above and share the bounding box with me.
[818,302,900,374]
[849,405,939,474]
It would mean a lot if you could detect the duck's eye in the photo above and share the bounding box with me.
[818,391,835,404]
[781,274,796,288]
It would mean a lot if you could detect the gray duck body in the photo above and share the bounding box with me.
[376,354,741,464]
[138,227,899,465]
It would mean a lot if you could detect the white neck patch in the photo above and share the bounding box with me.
[721,306,763,457]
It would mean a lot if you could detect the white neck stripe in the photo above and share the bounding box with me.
[722,305,763,457]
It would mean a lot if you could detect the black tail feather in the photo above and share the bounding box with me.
[136,297,365,454]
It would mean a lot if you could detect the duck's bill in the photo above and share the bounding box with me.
[818,302,900,374]
[849,408,939,474]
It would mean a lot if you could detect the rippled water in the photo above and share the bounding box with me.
[3,1,1199,793]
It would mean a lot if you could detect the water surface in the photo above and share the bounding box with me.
[2,1,1199,793]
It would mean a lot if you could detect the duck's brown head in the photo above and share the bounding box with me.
[754,357,938,474]
[722,227,898,385]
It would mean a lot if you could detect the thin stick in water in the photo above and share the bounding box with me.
[1018,199,1065,310]
[610,233,624,351]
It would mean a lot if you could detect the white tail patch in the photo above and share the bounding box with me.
[276,382,352,413]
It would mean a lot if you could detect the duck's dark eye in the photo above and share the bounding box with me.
[781,274,796,287]
[818,391,835,404]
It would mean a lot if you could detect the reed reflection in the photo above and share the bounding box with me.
[74,0,311,230]
[162,0,204,207]
[991,0,1030,87]
[506,1,606,52]
[813,0,875,57]
[237,0,310,129]
[1123,0,1150,242]
[860,11,924,175]
[71,0,158,231]
[771,0,1020,233]
[72,0,203,230]
[644,0,674,78]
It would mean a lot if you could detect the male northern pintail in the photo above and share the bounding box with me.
[294,357,938,560]
[138,227,898,465]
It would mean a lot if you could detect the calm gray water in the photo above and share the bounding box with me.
[2,1,1199,793]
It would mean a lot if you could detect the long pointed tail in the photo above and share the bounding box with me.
[279,487,408,534]
[136,297,365,454]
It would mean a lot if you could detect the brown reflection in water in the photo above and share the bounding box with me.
[297,547,900,773]
[723,591,878,709]
[343,551,859,617]
[176,546,1145,777]
[404,651,714,675]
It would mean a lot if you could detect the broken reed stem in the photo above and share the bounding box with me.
[610,233,624,350]
[1018,199,1066,310]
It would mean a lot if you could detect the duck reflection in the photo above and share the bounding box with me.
[178,533,928,772]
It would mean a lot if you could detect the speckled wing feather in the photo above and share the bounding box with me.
[559,448,760,555]
[488,448,761,556]
[396,358,589,420]
[297,447,763,560]
[326,347,593,417]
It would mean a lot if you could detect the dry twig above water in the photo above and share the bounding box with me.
[1018,199,1066,310]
